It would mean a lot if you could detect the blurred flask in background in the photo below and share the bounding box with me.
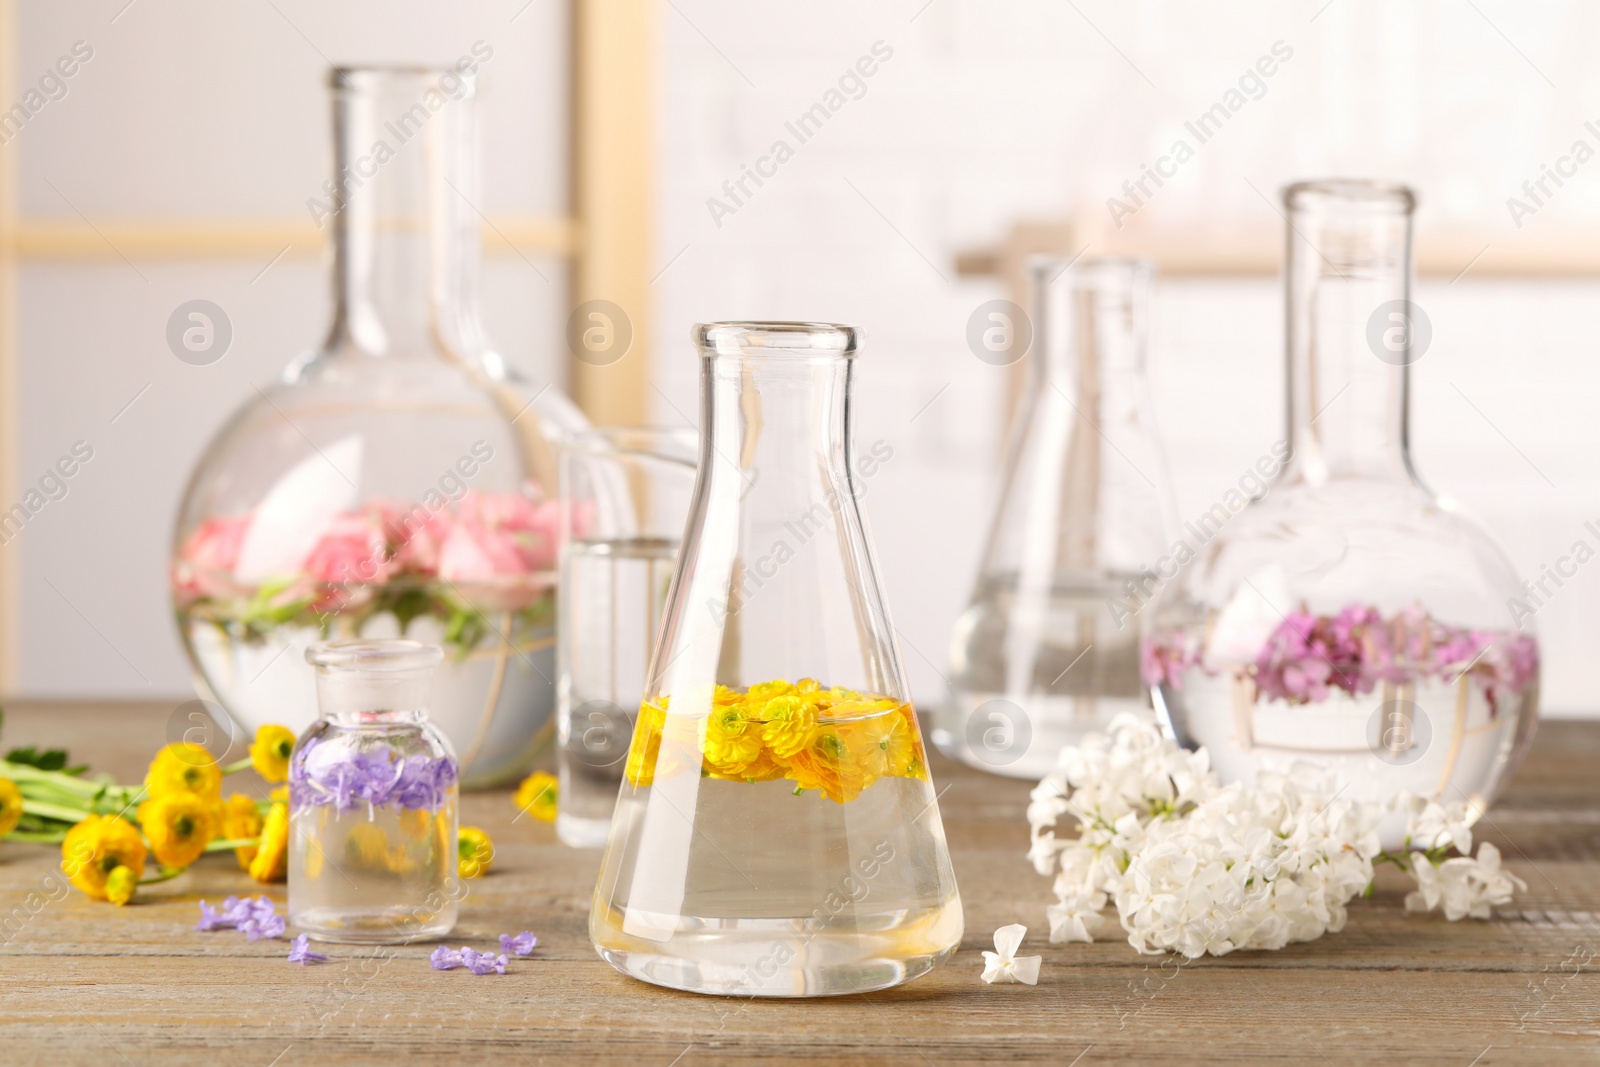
[556,427,697,846]
[934,257,1175,778]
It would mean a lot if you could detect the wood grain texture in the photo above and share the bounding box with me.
[1,703,1596,1065]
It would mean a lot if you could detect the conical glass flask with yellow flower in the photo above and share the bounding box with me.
[590,323,963,997]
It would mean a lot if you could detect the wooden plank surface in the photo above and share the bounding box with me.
[1,703,1597,1065]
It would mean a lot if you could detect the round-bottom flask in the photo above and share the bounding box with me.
[1145,181,1539,847]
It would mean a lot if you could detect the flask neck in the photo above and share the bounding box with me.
[658,322,904,701]
[1282,181,1419,487]
[995,258,1168,575]
[323,68,485,361]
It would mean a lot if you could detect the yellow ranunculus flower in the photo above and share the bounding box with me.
[220,793,264,870]
[859,707,918,778]
[105,865,137,906]
[249,725,297,784]
[137,791,215,870]
[145,743,222,801]
[61,814,147,901]
[0,778,23,837]
[624,704,666,787]
[760,695,818,759]
[248,801,289,883]
[514,771,558,823]
[345,822,390,869]
[702,708,763,776]
[787,727,869,804]
[458,826,494,878]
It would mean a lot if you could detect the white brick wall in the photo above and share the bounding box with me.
[651,0,1600,716]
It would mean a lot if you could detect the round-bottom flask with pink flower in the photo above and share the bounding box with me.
[170,67,583,785]
[1144,181,1538,848]
[289,640,459,943]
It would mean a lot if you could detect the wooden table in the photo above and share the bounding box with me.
[2,702,1597,1065]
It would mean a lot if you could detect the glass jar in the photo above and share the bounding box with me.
[556,427,698,847]
[171,66,585,787]
[935,258,1174,778]
[289,639,458,943]
[590,323,963,997]
[1145,180,1539,847]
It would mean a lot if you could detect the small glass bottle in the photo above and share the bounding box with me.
[1145,181,1539,847]
[289,639,459,942]
[935,258,1175,778]
[590,323,963,997]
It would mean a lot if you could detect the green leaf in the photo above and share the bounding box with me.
[4,745,85,774]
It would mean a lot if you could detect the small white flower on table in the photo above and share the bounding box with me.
[981,923,1042,985]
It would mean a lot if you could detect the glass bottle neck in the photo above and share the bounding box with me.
[324,68,484,360]
[1282,184,1418,487]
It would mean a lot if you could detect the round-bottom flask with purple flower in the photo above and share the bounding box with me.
[289,639,459,942]
[1144,181,1539,848]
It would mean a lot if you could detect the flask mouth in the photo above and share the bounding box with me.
[329,65,478,99]
[694,321,861,359]
[1025,255,1153,287]
[306,639,444,674]
[1283,179,1415,214]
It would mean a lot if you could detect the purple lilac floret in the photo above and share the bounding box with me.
[290,738,458,813]
[196,895,283,938]
[288,934,330,965]
[499,930,537,956]
[1143,603,1539,714]
[430,945,508,974]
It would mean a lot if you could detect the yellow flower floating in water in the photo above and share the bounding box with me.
[0,778,23,837]
[624,679,928,803]
[61,814,147,901]
[249,725,297,784]
[137,791,215,869]
[145,743,222,802]
[248,801,289,883]
[514,771,559,823]
[702,708,764,776]
[459,826,494,878]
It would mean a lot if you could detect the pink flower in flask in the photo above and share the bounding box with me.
[456,489,561,573]
[377,499,453,578]
[437,514,532,606]
[302,511,387,587]
[172,513,251,602]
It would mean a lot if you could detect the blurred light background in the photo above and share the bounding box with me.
[2,0,1594,716]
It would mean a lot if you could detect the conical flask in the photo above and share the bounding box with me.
[934,258,1176,778]
[590,322,963,997]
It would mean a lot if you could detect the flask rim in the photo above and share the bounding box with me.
[693,321,861,358]
[1024,254,1153,285]
[328,65,478,97]
[1283,178,1415,213]
[306,638,444,674]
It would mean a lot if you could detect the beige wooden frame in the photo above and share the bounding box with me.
[0,0,655,692]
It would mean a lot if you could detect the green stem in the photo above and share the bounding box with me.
[4,829,68,843]
[18,781,94,808]
[203,837,260,852]
[21,798,91,823]
[0,761,102,797]
[138,866,188,886]
[221,758,254,775]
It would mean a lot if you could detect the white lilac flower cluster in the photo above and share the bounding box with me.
[1026,715,1524,958]
[1398,794,1527,921]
